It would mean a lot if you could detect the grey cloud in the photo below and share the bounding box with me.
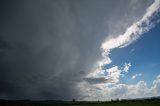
[84,77,111,84]
[0,0,151,100]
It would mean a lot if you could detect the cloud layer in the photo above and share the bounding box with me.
[79,75,160,101]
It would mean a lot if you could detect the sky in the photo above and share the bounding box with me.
[0,0,160,101]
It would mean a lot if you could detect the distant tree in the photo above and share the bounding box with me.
[116,98,119,102]
[111,99,114,102]
[72,98,76,103]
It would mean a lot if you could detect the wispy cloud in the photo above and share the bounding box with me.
[156,74,160,79]
[131,48,135,52]
[123,63,131,73]
[131,73,142,79]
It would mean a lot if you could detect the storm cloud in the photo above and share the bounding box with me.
[0,0,154,100]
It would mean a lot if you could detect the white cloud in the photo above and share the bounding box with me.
[150,76,160,96]
[98,57,112,67]
[156,74,160,79]
[86,63,131,84]
[79,74,160,101]
[102,0,160,50]
[123,63,131,73]
[131,73,142,79]
[78,80,149,101]
[108,81,149,99]
[79,77,160,101]
[99,0,160,68]
[105,63,131,83]
[106,66,121,83]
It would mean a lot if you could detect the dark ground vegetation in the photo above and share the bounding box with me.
[0,97,160,106]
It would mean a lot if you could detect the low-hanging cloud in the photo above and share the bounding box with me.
[83,77,111,85]
[79,75,160,101]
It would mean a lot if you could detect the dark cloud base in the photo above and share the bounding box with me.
[0,0,151,100]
